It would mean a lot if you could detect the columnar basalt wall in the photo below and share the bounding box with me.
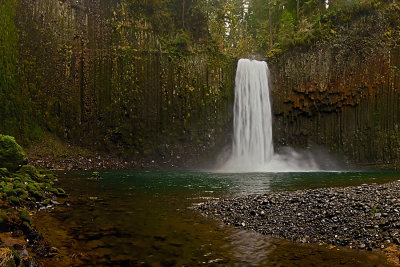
[12,0,235,164]
[270,9,400,166]
[7,0,400,168]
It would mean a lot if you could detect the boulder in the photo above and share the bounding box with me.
[0,135,27,172]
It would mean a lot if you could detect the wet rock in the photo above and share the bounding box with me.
[31,242,53,258]
[12,230,24,238]
[19,210,31,225]
[50,200,60,206]
[20,256,41,267]
[18,249,29,258]
[197,180,400,252]
[49,247,59,255]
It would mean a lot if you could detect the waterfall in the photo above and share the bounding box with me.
[232,59,273,166]
[220,59,319,172]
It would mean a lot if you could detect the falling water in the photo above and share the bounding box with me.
[232,59,274,165]
[220,59,319,172]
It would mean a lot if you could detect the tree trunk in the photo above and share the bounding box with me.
[269,4,273,47]
[182,0,185,29]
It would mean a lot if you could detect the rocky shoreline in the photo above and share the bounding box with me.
[24,133,219,171]
[26,147,189,171]
[0,134,69,266]
[197,181,400,256]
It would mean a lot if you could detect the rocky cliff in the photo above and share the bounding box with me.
[270,5,400,167]
[2,0,400,168]
[2,0,235,165]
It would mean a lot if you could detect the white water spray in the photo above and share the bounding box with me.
[220,59,319,172]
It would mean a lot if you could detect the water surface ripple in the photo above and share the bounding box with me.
[34,170,398,266]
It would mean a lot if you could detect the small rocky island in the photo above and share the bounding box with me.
[198,181,400,253]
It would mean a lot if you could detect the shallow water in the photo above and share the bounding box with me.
[34,170,399,266]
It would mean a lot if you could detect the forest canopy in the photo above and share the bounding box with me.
[119,0,393,59]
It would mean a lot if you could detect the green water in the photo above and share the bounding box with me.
[34,171,400,266]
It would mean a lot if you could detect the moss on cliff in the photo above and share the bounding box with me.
[1,0,399,169]
[0,0,44,145]
[0,0,235,166]
[270,3,400,167]
[0,0,18,137]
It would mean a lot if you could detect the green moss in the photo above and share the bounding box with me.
[26,184,38,192]
[47,187,58,195]
[56,188,67,197]
[28,189,43,200]
[0,0,21,142]
[13,181,26,190]
[19,194,29,203]
[16,165,40,181]
[0,135,27,172]
[165,31,192,59]
[8,196,20,205]
[0,136,65,230]
[3,187,16,197]
[14,188,25,196]
[18,210,31,224]
[0,168,9,177]
[39,169,56,180]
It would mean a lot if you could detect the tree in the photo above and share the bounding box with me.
[278,9,296,47]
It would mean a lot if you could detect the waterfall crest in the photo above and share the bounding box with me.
[220,59,319,172]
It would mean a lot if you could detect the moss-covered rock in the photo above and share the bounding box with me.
[18,194,29,204]
[0,134,67,250]
[18,210,31,224]
[0,135,27,172]
[16,165,40,181]
[0,168,10,178]
[8,196,20,206]
[3,187,16,197]
[55,188,67,197]
[39,169,56,181]
[27,189,42,201]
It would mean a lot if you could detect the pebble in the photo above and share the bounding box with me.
[197,180,400,251]
[50,200,61,205]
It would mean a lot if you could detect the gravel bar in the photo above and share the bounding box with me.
[197,181,400,250]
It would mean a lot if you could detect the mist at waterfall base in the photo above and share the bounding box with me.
[218,59,338,173]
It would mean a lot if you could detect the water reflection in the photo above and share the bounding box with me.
[227,230,272,265]
[33,170,399,266]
